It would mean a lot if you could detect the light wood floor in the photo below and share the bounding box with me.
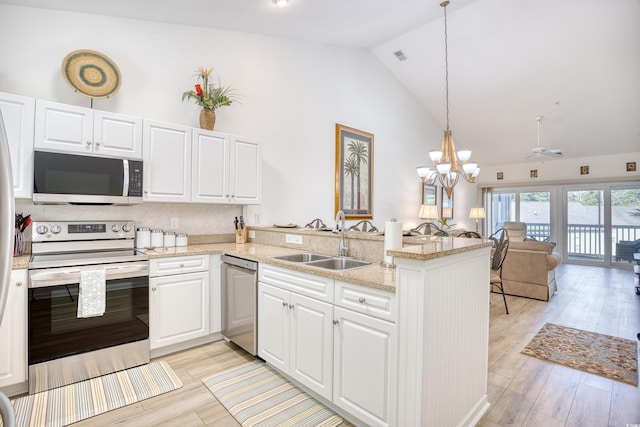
[72,264,639,427]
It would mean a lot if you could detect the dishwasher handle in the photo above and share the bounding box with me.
[221,254,258,271]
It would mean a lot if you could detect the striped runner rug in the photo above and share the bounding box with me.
[2,361,182,427]
[203,360,343,427]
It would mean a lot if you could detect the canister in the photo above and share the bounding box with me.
[136,227,151,249]
[150,229,164,248]
[176,233,188,247]
[163,231,176,247]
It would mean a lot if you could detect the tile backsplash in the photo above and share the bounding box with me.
[15,199,242,241]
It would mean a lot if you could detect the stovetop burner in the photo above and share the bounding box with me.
[29,220,147,269]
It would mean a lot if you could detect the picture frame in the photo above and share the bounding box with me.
[422,183,437,206]
[441,187,454,219]
[626,162,636,172]
[335,124,374,220]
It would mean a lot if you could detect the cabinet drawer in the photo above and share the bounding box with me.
[335,280,396,323]
[150,255,209,277]
[258,264,333,303]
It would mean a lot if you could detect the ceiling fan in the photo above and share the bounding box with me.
[527,115,563,158]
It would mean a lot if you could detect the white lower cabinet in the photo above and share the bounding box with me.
[258,282,333,401]
[0,269,27,389]
[258,264,396,427]
[149,256,210,350]
[333,307,397,427]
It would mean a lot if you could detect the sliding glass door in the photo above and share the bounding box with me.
[563,184,640,266]
[565,189,604,262]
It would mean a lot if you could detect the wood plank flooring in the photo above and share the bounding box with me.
[72,264,639,426]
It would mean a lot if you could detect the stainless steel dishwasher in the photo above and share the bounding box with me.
[221,254,258,356]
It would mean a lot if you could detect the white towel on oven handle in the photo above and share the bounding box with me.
[77,269,106,318]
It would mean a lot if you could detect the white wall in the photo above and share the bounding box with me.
[0,4,449,233]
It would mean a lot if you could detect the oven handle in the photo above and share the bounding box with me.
[29,263,149,288]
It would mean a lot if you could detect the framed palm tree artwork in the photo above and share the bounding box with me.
[335,124,374,220]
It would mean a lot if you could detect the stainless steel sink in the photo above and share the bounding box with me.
[271,253,332,263]
[307,257,371,271]
[270,253,371,271]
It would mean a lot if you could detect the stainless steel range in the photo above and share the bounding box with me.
[28,220,150,394]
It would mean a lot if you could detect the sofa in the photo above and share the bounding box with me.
[500,222,563,301]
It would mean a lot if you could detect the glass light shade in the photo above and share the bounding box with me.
[418,204,439,219]
[429,150,442,163]
[416,166,430,178]
[436,162,451,174]
[449,171,458,179]
[457,149,472,162]
[472,167,480,178]
[462,162,478,174]
[469,207,485,219]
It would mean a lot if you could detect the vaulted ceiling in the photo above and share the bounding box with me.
[2,0,639,167]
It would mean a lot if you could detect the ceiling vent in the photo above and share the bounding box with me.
[393,50,407,61]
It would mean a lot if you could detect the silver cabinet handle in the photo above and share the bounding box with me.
[333,320,339,325]
[358,297,366,304]
[288,304,294,309]
[95,141,100,147]
[86,141,92,146]
[152,287,157,291]
[282,301,287,307]
[16,281,22,287]
[179,263,185,268]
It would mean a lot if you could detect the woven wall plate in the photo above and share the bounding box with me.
[61,49,121,98]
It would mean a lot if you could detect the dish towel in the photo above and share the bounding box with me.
[77,269,106,318]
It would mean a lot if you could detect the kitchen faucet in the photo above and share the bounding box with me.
[333,210,348,257]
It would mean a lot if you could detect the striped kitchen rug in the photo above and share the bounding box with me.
[203,360,343,427]
[3,361,182,427]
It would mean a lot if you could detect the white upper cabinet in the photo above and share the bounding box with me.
[0,92,35,198]
[143,119,192,203]
[34,100,143,159]
[191,129,229,203]
[230,135,262,205]
[191,130,262,205]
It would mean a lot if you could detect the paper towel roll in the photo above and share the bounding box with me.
[384,220,403,266]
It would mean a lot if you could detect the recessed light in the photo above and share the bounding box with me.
[272,0,289,6]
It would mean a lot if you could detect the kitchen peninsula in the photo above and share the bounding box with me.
[10,233,491,427]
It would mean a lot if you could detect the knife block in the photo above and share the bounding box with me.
[235,228,247,244]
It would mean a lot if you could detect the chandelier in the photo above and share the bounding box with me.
[416,0,479,198]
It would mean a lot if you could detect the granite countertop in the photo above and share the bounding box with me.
[388,236,493,260]
[142,243,398,292]
[12,237,490,294]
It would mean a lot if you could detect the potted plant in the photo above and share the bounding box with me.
[182,66,237,130]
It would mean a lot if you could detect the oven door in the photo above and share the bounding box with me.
[28,262,149,365]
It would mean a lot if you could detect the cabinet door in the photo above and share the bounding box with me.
[333,307,397,427]
[0,270,27,388]
[229,135,262,204]
[149,271,209,350]
[93,110,143,159]
[290,292,333,401]
[143,120,192,202]
[0,92,35,198]
[191,129,229,203]
[257,282,290,372]
[34,100,92,154]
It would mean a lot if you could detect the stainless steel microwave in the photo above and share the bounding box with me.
[33,151,143,205]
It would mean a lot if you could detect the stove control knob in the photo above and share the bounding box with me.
[50,225,62,234]
[111,224,122,232]
[36,225,49,234]
[122,224,132,232]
